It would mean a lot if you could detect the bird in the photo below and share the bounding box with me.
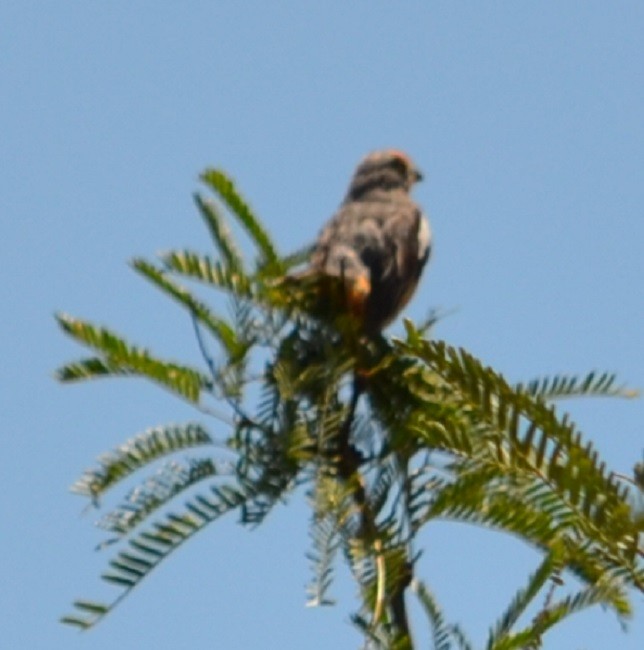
[307,149,431,334]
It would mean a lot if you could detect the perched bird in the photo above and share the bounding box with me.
[308,150,431,334]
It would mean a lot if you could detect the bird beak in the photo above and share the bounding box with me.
[413,168,423,183]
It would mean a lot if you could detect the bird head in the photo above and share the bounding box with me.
[345,149,423,200]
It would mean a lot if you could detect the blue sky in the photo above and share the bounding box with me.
[2,3,642,648]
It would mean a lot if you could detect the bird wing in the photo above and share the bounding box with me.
[310,197,430,331]
[382,204,431,283]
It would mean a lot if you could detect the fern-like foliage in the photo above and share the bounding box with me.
[57,166,642,648]
[131,259,246,362]
[395,328,642,608]
[70,422,214,502]
[193,192,244,272]
[516,371,638,401]
[56,314,211,403]
[412,580,473,650]
[200,168,279,269]
[62,480,256,630]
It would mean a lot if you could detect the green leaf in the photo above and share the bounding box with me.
[403,337,635,531]
[193,193,245,271]
[60,616,93,630]
[64,482,255,629]
[60,600,110,630]
[161,250,253,298]
[56,356,126,382]
[487,551,562,649]
[132,259,245,360]
[70,423,213,501]
[502,577,632,648]
[517,371,638,401]
[201,168,279,267]
[413,580,473,650]
[96,458,220,537]
[279,243,313,272]
[71,600,110,615]
[306,506,342,607]
[55,313,210,402]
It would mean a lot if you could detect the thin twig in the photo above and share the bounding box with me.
[191,312,262,430]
